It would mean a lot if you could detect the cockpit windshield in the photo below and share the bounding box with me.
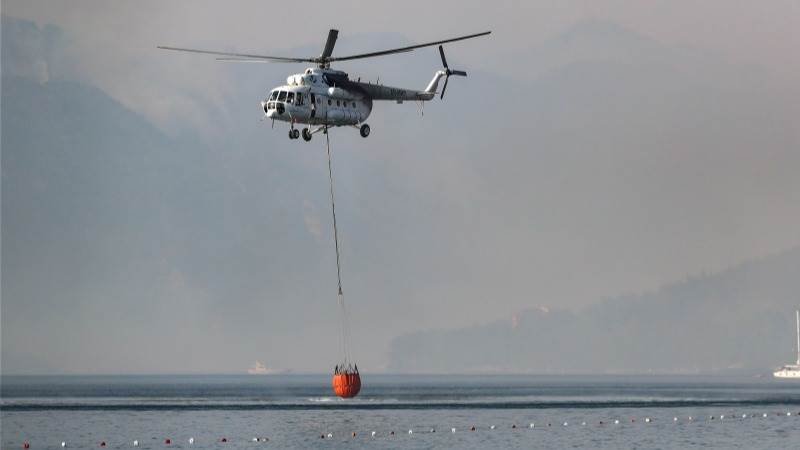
[269,91,278,101]
[286,92,295,104]
[277,91,287,101]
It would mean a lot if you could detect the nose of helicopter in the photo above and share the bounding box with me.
[262,101,284,118]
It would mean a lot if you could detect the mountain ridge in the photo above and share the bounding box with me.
[389,246,800,374]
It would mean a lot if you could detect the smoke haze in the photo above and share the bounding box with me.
[2,1,799,374]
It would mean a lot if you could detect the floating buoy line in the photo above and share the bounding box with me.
[324,128,361,398]
[12,410,800,447]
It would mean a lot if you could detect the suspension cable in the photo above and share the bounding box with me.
[325,127,351,365]
[326,128,343,297]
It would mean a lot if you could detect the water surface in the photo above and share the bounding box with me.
[3,374,799,448]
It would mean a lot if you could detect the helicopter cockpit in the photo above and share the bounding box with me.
[263,89,307,115]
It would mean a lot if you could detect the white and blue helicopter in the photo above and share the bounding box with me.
[158,29,490,141]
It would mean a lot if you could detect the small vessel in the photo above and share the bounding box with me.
[247,361,274,375]
[773,310,800,379]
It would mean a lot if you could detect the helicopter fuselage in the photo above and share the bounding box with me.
[262,67,444,131]
[263,68,374,127]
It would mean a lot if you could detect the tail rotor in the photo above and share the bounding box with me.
[438,45,467,99]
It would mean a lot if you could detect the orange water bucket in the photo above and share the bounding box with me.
[332,372,361,398]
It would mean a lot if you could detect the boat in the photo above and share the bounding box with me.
[247,361,275,375]
[773,310,800,379]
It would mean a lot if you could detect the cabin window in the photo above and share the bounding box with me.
[352,102,356,108]
[269,91,278,101]
[328,99,332,105]
[277,91,287,101]
[286,92,295,103]
[336,100,340,106]
[296,93,303,105]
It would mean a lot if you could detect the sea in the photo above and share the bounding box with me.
[2,374,800,449]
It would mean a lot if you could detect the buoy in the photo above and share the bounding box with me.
[100,442,106,447]
[674,417,678,422]
[581,422,586,426]
[763,413,767,418]
[408,429,413,434]
[23,442,30,449]
[133,440,139,447]
[689,416,693,421]
[742,414,747,418]
[430,428,435,433]
[512,424,517,429]
[389,431,395,436]
[563,422,568,427]
[470,426,476,431]
[645,417,651,423]
[352,432,356,438]
[371,431,376,437]
[220,437,227,443]
[252,438,258,442]
[188,437,194,444]
[614,420,619,425]
[327,433,333,438]
[490,425,495,430]
[62,442,66,447]
[165,438,172,444]
[788,412,792,416]
[320,435,325,439]
[452,428,456,433]
[529,423,535,428]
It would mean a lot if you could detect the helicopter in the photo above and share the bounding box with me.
[158,29,490,141]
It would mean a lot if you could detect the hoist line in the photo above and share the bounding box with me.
[325,127,352,364]
[325,127,343,297]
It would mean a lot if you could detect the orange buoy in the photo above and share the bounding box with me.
[332,366,361,398]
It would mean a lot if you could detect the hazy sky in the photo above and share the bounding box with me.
[4,0,799,129]
[2,0,799,374]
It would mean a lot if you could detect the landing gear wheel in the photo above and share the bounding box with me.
[290,129,300,139]
[302,128,312,141]
[359,123,370,138]
[288,129,295,139]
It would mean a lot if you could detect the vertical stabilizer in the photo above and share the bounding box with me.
[424,71,447,94]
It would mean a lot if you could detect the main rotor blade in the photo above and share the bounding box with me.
[451,70,467,76]
[215,57,299,63]
[157,46,314,63]
[441,75,449,100]
[329,31,491,62]
[320,29,339,58]
[438,45,448,69]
